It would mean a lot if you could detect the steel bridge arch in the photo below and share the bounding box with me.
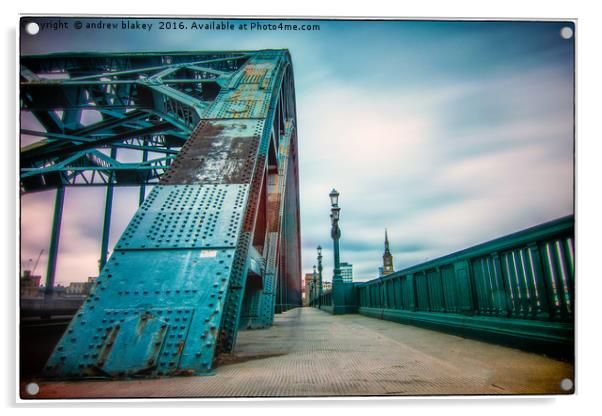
[20,49,302,377]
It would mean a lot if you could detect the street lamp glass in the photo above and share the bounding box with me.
[329,189,339,206]
[317,245,322,256]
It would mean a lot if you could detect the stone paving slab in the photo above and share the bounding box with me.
[21,307,574,399]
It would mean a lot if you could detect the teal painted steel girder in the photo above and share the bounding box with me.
[20,51,255,193]
[22,78,220,86]
[20,149,175,188]
[37,49,302,379]
[43,186,65,296]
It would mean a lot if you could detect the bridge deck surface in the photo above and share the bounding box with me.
[24,307,573,398]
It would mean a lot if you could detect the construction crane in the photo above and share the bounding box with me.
[31,249,43,276]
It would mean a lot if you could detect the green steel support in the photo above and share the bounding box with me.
[19,52,251,193]
[99,186,114,270]
[44,186,65,296]
[99,149,117,270]
[139,145,148,206]
[99,184,114,269]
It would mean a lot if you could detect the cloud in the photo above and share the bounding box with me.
[19,20,574,285]
[298,65,573,281]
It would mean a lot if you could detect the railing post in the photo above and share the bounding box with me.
[527,242,551,320]
[407,274,417,311]
[420,272,431,312]
[454,261,475,314]
[436,267,446,312]
[491,252,511,317]
[512,250,529,318]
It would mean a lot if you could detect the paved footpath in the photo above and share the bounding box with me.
[23,307,574,398]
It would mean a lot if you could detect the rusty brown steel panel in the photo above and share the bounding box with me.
[160,119,264,185]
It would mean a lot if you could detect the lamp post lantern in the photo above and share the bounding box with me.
[329,189,342,284]
[329,188,339,206]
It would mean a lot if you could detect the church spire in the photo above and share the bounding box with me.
[384,228,391,254]
[382,229,394,276]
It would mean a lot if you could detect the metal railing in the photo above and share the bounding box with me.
[356,216,574,322]
[310,289,332,308]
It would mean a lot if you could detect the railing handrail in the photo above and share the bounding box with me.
[357,215,574,286]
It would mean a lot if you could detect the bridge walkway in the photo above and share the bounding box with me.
[24,307,573,398]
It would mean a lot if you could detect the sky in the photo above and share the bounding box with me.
[19,18,575,286]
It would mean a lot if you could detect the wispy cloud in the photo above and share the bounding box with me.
[299,65,573,281]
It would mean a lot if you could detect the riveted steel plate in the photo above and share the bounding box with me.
[45,307,187,378]
[45,246,237,377]
[160,120,265,185]
[264,233,279,293]
[239,62,272,84]
[204,62,274,119]
[204,97,271,119]
[224,59,277,90]
[94,308,188,376]
[115,184,248,250]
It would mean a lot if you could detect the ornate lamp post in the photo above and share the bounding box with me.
[329,189,342,284]
[317,245,323,307]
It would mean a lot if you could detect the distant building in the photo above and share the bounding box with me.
[303,272,317,306]
[382,229,395,276]
[378,266,384,277]
[65,276,96,296]
[20,270,42,298]
[340,262,353,283]
[322,281,332,292]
